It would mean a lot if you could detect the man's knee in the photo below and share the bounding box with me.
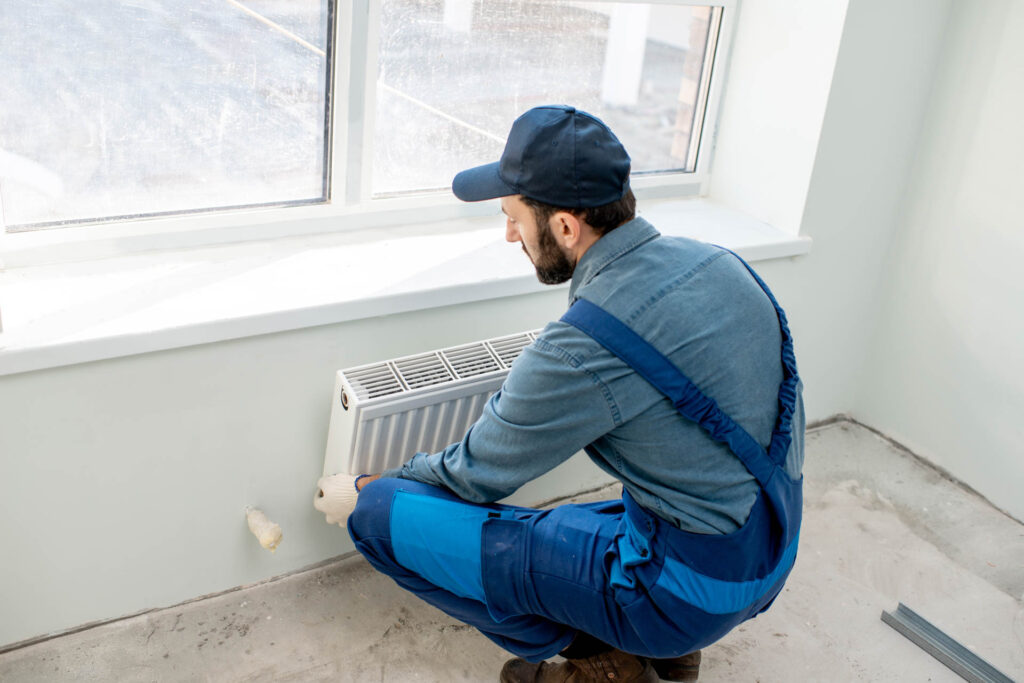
[347,477,457,544]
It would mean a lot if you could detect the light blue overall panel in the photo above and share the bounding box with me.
[655,534,800,615]
[389,489,488,603]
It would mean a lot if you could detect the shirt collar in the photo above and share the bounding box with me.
[568,216,661,302]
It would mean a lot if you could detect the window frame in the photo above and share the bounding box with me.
[0,0,737,268]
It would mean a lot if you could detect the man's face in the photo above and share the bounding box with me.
[501,195,575,285]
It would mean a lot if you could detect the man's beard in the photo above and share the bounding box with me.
[526,224,575,284]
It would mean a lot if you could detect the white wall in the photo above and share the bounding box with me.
[0,0,975,648]
[710,0,850,236]
[712,0,952,421]
[0,289,620,647]
[856,0,1024,522]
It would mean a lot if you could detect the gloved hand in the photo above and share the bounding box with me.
[314,473,360,526]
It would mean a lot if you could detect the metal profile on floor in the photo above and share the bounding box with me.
[881,603,1015,683]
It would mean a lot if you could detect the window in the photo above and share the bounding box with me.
[0,0,334,230]
[372,1,722,199]
[0,0,726,237]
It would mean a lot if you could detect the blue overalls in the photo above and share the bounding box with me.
[348,250,802,661]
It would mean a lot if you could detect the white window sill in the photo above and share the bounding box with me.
[0,198,810,377]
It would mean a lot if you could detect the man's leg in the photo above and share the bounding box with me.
[347,477,577,661]
[348,477,699,681]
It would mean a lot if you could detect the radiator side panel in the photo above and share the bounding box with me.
[323,371,358,476]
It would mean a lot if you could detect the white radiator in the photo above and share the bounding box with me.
[323,330,542,476]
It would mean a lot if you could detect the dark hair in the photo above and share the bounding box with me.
[521,188,636,237]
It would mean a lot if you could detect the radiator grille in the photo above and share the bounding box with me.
[443,343,501,378]
[339,330,541,403]
[489,333,534,368]
[394,353,455,390]
[345,364,403,401]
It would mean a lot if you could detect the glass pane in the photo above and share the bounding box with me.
[0,0,332,230]
[373,1,716,198]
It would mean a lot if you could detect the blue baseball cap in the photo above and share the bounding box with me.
[452,105,631,208]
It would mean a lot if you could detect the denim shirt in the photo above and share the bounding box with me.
[384,216,805,534]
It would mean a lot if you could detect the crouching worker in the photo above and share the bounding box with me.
[315,105,805,683]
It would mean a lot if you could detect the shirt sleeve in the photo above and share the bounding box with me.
[380,337,619,502]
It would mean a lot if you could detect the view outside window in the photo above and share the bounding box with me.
[373,1,717,198]
[1,1,718,231]
[0,0,332,230]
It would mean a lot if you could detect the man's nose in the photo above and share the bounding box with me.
[506,220,521,243]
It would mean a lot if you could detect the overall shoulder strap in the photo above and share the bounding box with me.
[712,247,801,468]
[561,298,777,487]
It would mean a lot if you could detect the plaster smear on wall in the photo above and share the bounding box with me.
[245,507,283,552]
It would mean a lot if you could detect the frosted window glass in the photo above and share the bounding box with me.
[373,1,716,198]
[0,0,332,230]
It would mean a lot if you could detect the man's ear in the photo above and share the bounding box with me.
[551,210,582,248]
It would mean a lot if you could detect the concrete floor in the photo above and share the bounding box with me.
[1,419,1022,682]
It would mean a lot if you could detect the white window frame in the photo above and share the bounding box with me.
[0,0,738,269]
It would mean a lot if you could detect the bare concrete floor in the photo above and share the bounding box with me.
[2,420,1022,682]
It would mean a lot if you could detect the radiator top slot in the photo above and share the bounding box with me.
[338,330,542,404]
[443,343,502,378]
[345,363,404,400]
[394,353,455,390]
[487,333,534,368]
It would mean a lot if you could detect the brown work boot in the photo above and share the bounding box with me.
[499,648,659,682]
[649,650,701,681]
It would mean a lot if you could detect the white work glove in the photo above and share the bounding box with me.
[314,473,360,526]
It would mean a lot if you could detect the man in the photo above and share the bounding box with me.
[315,105,805,683]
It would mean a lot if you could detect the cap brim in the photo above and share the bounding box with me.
[452,161,517,202]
